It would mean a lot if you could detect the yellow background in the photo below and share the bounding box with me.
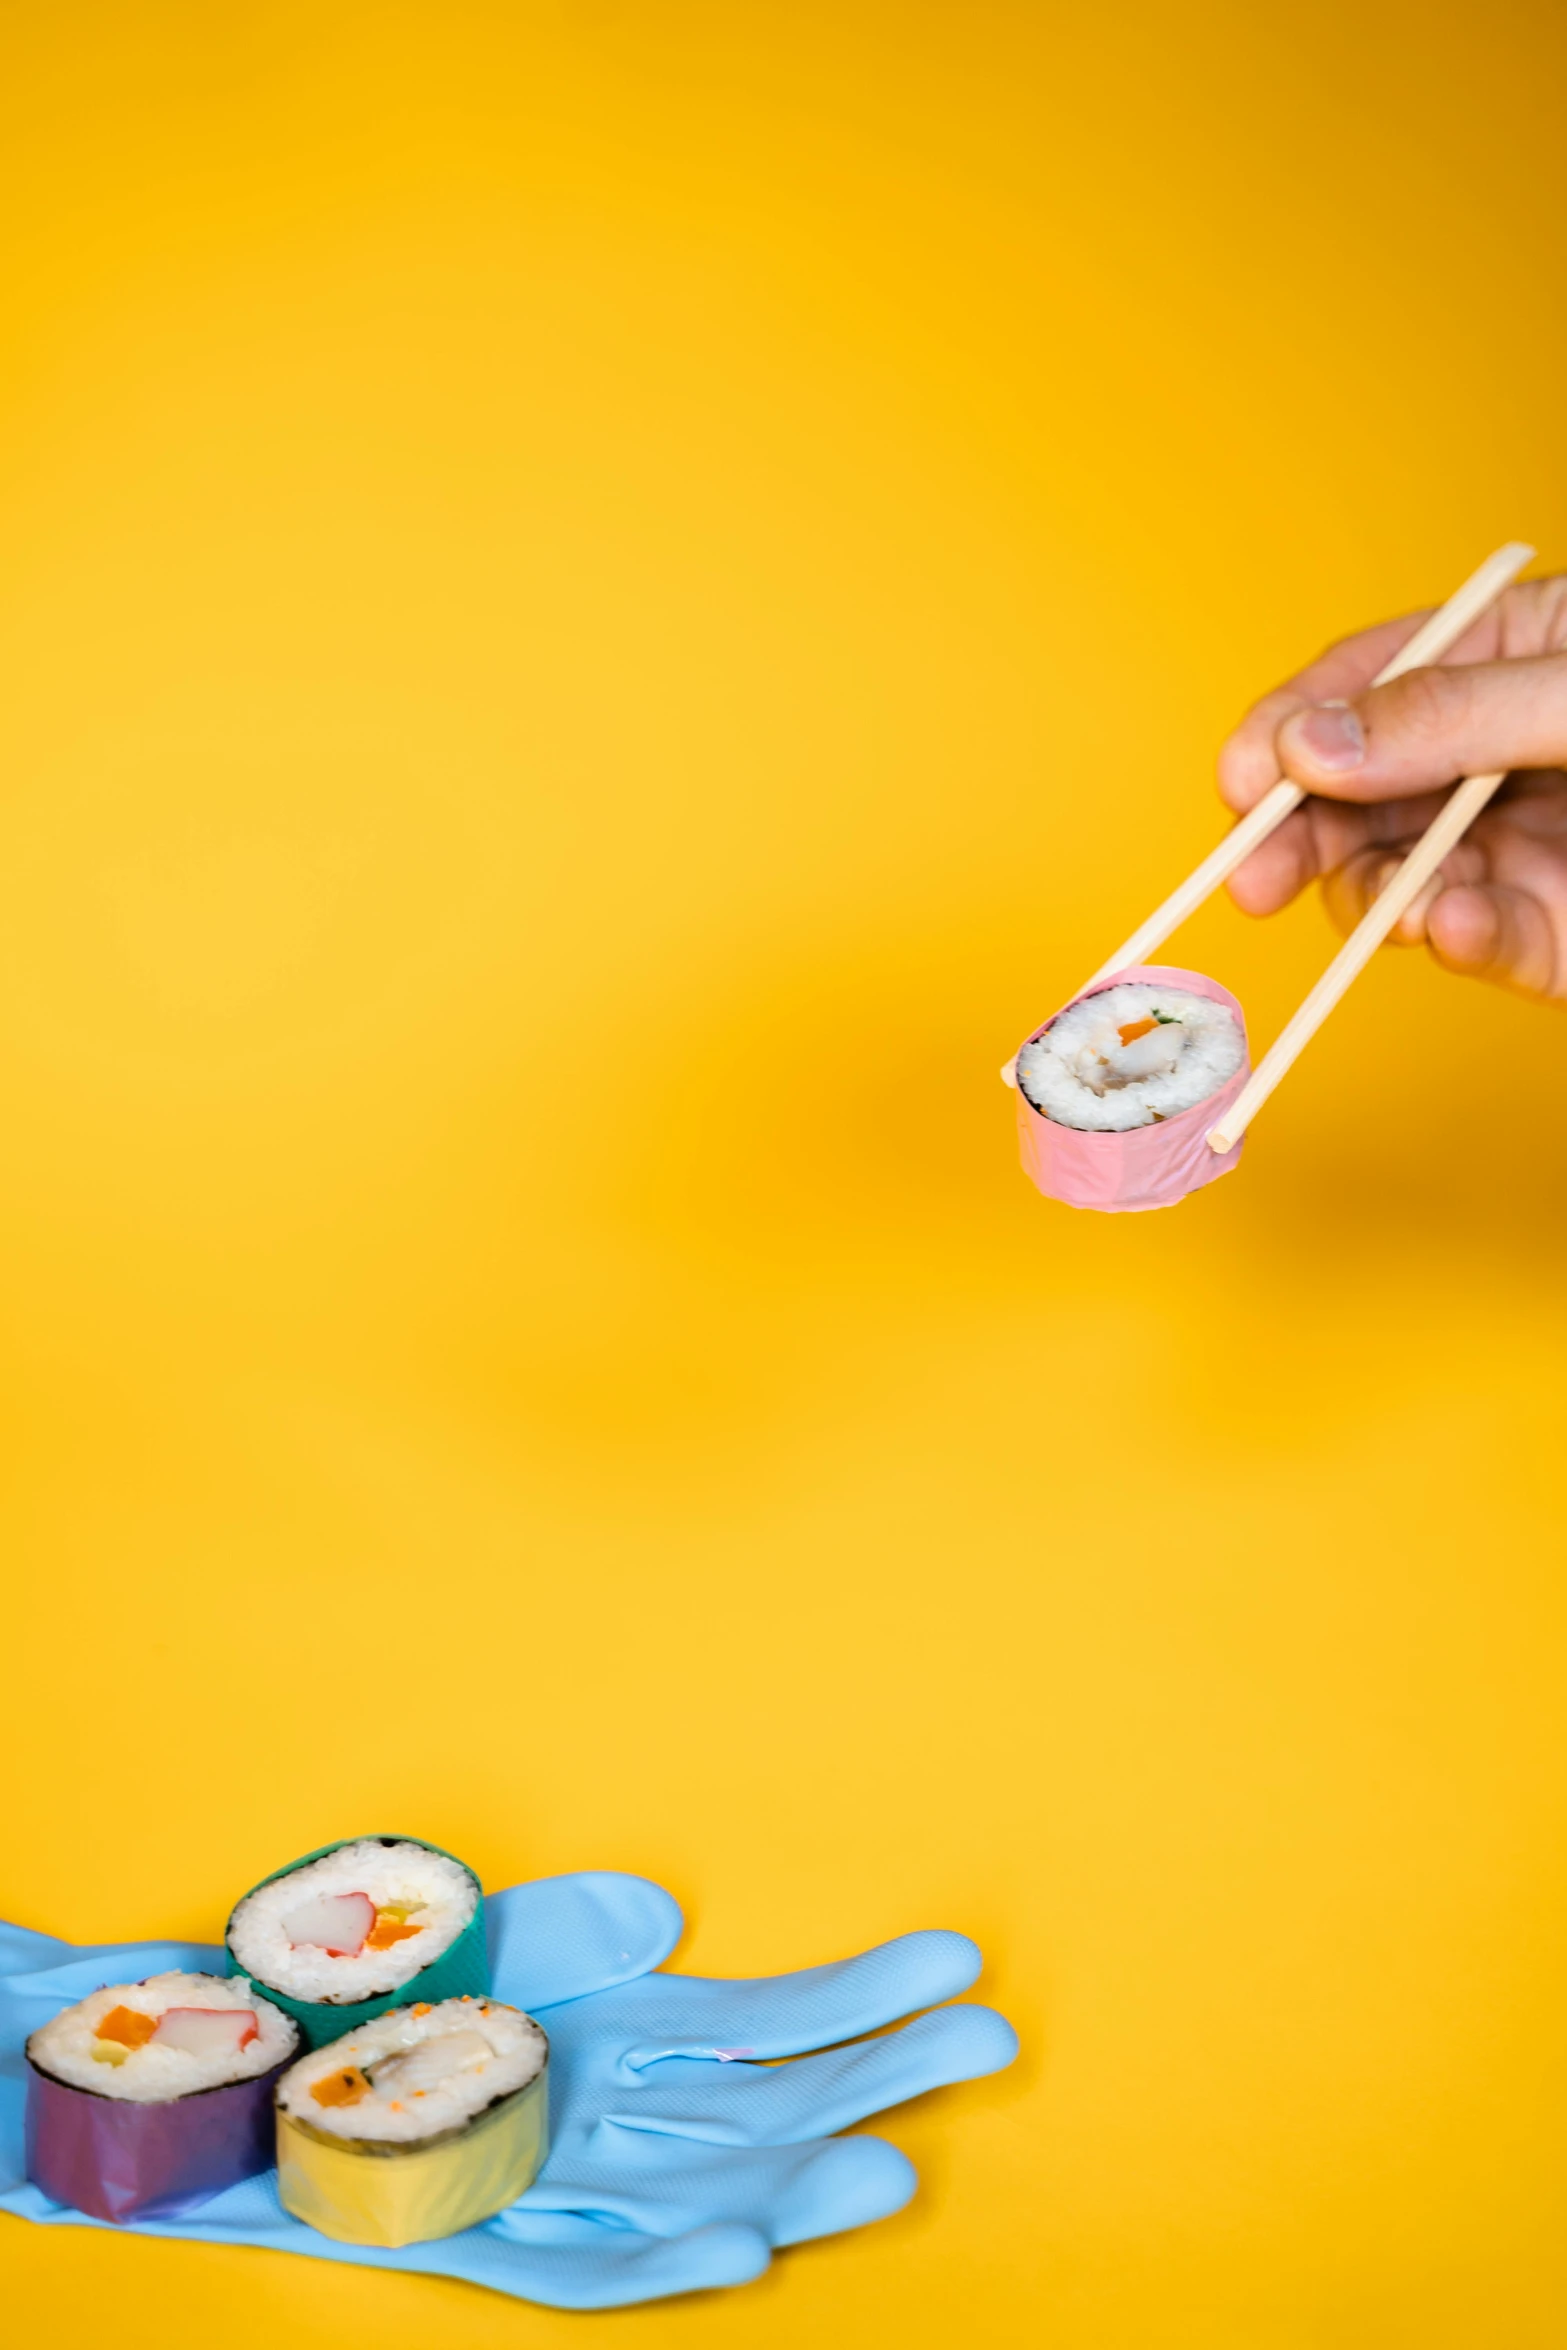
[3,4,1567,2342]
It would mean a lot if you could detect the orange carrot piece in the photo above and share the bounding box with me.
[1117,1016,1159,1046]
[96,2006,157,2050]
[366,1910,422,1951]
[311,2066,370,2109]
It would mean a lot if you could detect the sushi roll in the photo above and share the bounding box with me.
[226,1836,487,2050]
[25,1971,297,2223]
[1013,965,1251,1212]
[275,1995,549,2247]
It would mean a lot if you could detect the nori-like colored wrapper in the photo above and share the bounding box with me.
[25,2054,286,2224]
[226,1835,489,2050]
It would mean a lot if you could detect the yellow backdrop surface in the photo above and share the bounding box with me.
[4,5,1567,2344]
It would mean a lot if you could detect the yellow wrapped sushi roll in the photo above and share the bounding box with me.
[275,1995,548,2247]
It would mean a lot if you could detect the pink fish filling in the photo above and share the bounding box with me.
[152,2006,260,2057]
[281,1890,376,1958]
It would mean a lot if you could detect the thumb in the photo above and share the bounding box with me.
[1274,653,1567,802]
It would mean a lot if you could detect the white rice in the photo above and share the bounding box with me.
[277,1996,547,2146]
[228,1840,477,2004]
[1017,982,1243,1133]
[27,1971,296,2103]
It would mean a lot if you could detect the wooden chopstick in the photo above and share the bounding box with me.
[1204,767,1507,1155]
[1000,541,1532,1089]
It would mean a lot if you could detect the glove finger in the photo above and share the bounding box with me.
[765,2132,914,2245]
[1,1938,220,2006]
[521,2125,914,2243]
[488,1874,683,2010]
[578,1930,985,2065]
[1,1923,77,1973]
[604,2002,1018,2146]
[453,2218,771,2307]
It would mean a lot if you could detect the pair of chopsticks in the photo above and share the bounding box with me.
[1003,541,1536,1152]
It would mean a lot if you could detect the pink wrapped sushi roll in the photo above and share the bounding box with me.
[1014,964,1249,1213]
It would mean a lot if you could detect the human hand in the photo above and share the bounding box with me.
[1,1871,1016,2310]
[1218,574,1567,1002]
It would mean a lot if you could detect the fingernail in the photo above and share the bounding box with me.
[1283,701,1366,773]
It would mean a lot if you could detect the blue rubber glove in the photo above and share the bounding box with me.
[1,1872,1017,2309]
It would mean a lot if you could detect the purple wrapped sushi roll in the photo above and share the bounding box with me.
[26,1970,298,2223]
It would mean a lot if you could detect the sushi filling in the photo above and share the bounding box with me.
[277,1997,547,2147]
[228,1840,478,2004]
[27,1972,296,2102]
[1017,983,1243,1133]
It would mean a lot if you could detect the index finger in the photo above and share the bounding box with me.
[1218,609,1437,813]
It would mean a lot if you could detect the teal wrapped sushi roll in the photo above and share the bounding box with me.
[226,1836,487,2050]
